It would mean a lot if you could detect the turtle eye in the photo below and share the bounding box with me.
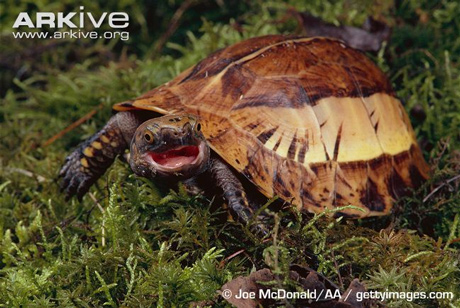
[144,131,154,143]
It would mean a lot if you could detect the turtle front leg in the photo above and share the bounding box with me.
[59,111,145,200]
[209,158,268,236]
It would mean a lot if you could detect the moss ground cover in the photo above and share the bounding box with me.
[1,0,459,307]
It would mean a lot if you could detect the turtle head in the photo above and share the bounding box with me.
[129,114,210,180]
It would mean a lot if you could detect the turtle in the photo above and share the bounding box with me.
[60,35,430,225]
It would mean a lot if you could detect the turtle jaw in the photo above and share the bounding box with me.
[131,140,210,180]
[147,141,209,177]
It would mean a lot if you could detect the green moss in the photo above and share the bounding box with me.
[1,0,459,307]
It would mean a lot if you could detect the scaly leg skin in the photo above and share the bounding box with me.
[209,157,268,236]
[59,111,145,200]
[182,177,205,196]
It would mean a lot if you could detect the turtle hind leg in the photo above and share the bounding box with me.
[209,157,268,236]
[59,111,145,200]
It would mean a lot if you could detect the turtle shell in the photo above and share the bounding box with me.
[114,35,429,218]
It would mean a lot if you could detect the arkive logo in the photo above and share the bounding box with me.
[13,6,129,29]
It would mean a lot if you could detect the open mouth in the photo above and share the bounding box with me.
[149,145,201,168]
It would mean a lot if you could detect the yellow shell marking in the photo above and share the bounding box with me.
[230,93,415,164]
[362,93,414,155]
[313,96,384,162]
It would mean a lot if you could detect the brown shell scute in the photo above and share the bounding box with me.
[179,35,291,83]
[114,35,429,218]
[232,38,394,106]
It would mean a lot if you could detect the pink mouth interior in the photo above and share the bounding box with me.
[150,146,199,168]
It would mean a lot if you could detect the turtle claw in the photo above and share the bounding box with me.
[76,178,96,201]
[59,145,97,201]
[60,167,94,201]
[65,176,80,200]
